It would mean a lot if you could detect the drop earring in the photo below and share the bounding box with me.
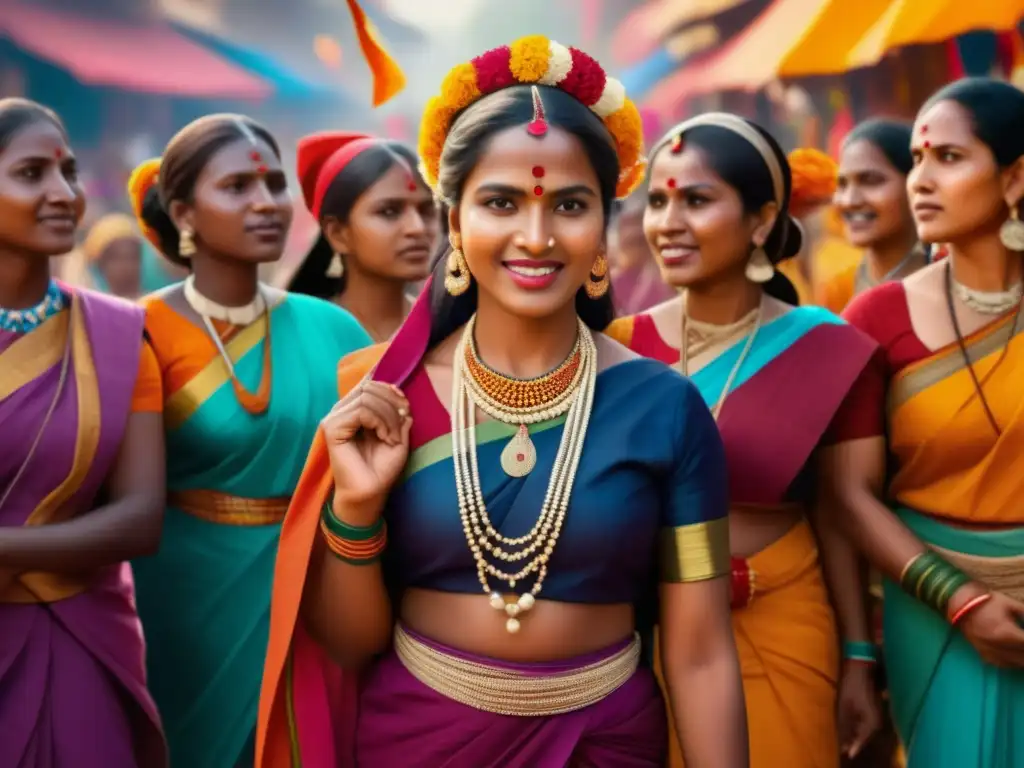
[178,228,196,258]
[326,252,344,278]
[745,246,773,283]
[445,236,471,296]
[999,204,1024,251]
[585,253,610,299]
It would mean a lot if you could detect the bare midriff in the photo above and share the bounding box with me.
[400,588,635,663]
[728,502,805,559]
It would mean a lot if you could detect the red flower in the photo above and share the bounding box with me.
[472,47,516,94]
[558,48,606,107]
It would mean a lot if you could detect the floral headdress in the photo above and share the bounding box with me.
[787,148,838,219]
[418,35,646,200]
[127,158,163,252]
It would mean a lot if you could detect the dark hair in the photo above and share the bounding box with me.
[426,85,619,347]
[922,77,1024,169]
[651,119,802,305]
[843,119,913,175]
[139,114,280,267]
[288,142,422,298]
[0,98,66,153]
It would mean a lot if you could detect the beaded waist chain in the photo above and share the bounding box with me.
[169,489,289,526]
[393,624,640,717]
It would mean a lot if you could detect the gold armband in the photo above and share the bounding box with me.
[658,518,730,583]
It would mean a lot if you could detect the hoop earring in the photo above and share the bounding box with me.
[584,253,609,299]
[445,243,471,296]
[745,246,773,283]
[326,252,344,278]
[999,204,1024,251]
[178,228,196,258]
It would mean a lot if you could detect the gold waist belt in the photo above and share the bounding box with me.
[932,545,1024,603]
[392,624,640,717]
[169,489,289,526]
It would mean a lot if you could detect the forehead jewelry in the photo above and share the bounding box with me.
[235,119,267,171]
[670,134,684,154]
[526,85,548,138]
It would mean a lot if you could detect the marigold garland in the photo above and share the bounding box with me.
[127,158,163,252]
[788,148,838,219]
[418,35,645,200]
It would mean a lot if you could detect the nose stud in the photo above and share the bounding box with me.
[547,237,555,248]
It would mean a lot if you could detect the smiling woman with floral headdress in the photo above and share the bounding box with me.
[256,35,746,768]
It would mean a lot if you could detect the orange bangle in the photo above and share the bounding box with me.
[950,593,991,625]
[320,518,387,564]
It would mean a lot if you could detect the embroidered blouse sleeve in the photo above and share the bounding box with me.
[659,378,731,583]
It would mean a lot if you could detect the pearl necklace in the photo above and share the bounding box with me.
[952,277,1023,316]
[183,275,266,326]
[0,280,65,334]
[452,317,597,633]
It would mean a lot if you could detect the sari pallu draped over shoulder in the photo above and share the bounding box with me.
[882,310,1024,768]
[607,306,878,768]
[132,292,369,768]
[0,288,166,768]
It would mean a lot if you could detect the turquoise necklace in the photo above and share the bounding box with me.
[0,280,66,334]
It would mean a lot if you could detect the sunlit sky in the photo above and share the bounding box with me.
[381,0,485,35]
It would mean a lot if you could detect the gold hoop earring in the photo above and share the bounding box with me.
[178,228,196,258]
[445,246,471,296]
[584,253,609,299]
[745,246,773,283]
[999,204,1024,251]
[326,252,344,278]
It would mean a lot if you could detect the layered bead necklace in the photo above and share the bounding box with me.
[0,280,65,334]
[183,275,273,415]
[452,315,597,633]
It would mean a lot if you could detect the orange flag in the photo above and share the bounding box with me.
[345,0,406,106]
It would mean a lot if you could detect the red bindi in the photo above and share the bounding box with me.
[532,165,545,178]
[667,178,677,189]
[921,125,928,134]
[407,181,418,192]
[54,148,63,159]
[923,141,931,149]
[250,150,262,162]
[256,164,268,174]
[533,185,544,196]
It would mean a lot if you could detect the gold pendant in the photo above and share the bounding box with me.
[500,424,536,477]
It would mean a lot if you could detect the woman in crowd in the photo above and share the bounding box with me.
[257,37,747,768]
[64,212,144,299]
[605,113,882,768]
[0,98,166,767]
[287,132,438,342]
[127,114,371,768]
[821,119,925,313]
[833,77,1024,768]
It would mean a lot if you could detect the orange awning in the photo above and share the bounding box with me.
[612,0,750,66]
[848,0,1024,69]
[778,0,893,76]
[645,0,829,112]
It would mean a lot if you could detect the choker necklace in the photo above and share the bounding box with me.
[183,276,266,326]
[183,276,272,416]
[452,315,597,633]
[951,273,1023,316]
[679,295,764,420]
[0,280,65,334]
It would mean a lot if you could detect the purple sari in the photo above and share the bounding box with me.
[0,288,165,768]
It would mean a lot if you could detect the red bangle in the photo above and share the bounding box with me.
[950,593,992,625]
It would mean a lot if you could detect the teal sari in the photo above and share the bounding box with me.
[133,292,371,768]
[885,509,1024,768]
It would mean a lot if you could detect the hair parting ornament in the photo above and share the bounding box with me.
[418,35,646,200]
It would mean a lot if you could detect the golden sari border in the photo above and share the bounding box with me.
[888,312,1021,414]
[0,310,69,401]
[169,489,290,526]
[164,293,287,432]
[7,297,102,603]
[658,517,731,583]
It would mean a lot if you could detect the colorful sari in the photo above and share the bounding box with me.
[0,288,166,767]
[607,306,877,768]
[256,280,732,767]
[132,290,371,768]
[880,309,1024,768]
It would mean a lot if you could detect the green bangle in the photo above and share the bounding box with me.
[842,640,878,663]
[320,499,384,541]
[905,552,969,616]
[902,551,937,593]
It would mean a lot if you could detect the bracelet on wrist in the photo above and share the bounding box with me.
[320,499,386,565]
[950,592,992,626]
[899,550,969,617]
[842,640,878,664]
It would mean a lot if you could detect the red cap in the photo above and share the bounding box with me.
[296,131,381,219]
